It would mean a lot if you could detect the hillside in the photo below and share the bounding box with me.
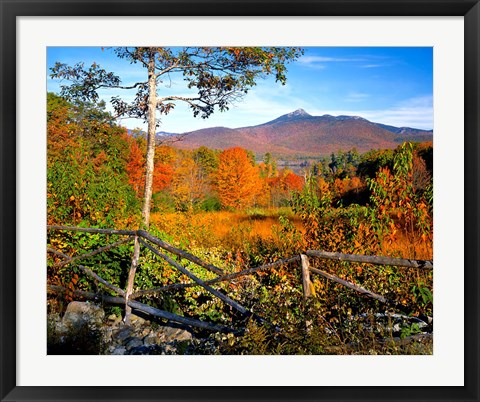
[173,109,433,156]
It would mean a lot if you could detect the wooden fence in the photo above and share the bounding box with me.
[47,225,433,334]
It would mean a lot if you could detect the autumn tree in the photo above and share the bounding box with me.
[260,152,278,178]
[125,136,145,197]
[193,146,219,176]
[47,93,138,227]
[51,46,303,229]
[171,155,210,211]
[47,92,76,161]
[268,169,304,207]
[152,145,176,194]
[215,147,263,209]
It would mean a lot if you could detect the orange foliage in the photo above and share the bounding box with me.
[332,176,364,199]
[92,150,107,170]
[126,137,145,197]
[215,147,263,209]
[153,163,173,193]
[368,143,432,259]
[155,145,177,164]
[171,157,209,210]
[266,169,304,207]
[258,161,277,179]
[126,140,175,197]
[283,172,304,191]
[47,100,79,162]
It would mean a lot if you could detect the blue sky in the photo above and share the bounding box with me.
[47,47,433,133]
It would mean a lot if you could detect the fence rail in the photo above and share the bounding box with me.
[47,225,433,334]
[305,250,433,270]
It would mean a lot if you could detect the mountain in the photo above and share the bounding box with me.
[174,109,433,156]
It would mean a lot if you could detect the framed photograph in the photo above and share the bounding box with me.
[2,1,479,401]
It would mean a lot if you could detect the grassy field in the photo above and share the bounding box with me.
[150,207,432,261]
[150,207,304,250]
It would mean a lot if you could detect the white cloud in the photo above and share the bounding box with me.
[345,92,371,102]
[309,96,433,130]
[361,64,387,68]
[299,56,365,64]
[298,55,366,70]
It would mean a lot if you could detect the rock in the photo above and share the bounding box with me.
[130,314,149,326]
[125,337,143,350]
[103,328,113,343]
[49,303,198,355]
[107,314,122,324]
[112,346,127,355]
[164,344,177,354]
[62,301,105,330]
[129,346,154,355]
[162,326,193,342]
[143,332,165,346]
[113,326,133,343]
[346,312,431,338]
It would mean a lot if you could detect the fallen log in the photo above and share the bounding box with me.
[127,300,238,334]
[48,285,124,304]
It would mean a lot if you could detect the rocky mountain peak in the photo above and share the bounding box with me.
[286,108,311,118]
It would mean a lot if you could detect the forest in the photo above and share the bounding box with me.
[47,91,433,355]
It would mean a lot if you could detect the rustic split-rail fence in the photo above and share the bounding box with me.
[47,225,433,335]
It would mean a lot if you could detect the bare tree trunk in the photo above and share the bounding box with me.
[128,51,156,323]
[124,236,141,324]
[141,50,157,229]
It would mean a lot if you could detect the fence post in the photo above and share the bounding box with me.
[300,254,314,333]
[300,254,313,300]
[124,235,140,324]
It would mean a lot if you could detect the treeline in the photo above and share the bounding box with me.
[47,93,139,228]
[304,142,432,208]
[47,93,304,226]
[129,140,304,213]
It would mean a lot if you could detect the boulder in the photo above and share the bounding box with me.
[125,337,144,350]
[62,301,105,330]
[162,326,193,342]
[111,346,127,355]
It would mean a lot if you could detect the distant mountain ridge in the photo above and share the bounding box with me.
[130,110,433,156]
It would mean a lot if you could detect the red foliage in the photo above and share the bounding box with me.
[126,138,145,197]
[153,163,174,193]
[283,172,304,191]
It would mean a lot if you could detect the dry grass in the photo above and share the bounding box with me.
[150,208,304,248]
[380,230,433,261]
[150,208,431,261]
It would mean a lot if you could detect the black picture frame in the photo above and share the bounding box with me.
[1,1,478,401]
